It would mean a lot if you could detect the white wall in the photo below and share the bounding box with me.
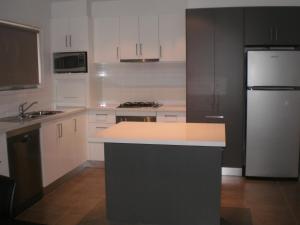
[0,0,53,117]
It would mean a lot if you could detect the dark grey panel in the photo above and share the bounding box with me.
[105,143,223,225]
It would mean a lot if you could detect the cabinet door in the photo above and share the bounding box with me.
[60,118,75,175]
[94,17,120,63]
[73,114,87,166]
[0,133,9,176]
[186,9,215,122]
[139,16,159,59]
[69,17,89,51]
[41,122,62,187]
[56,78,86,107]
[51,18,69,52]
[214,8,245,167]
[159,14,186,61]
[120,16,139,59]
[245,8,274,46]
[274,8,300,45]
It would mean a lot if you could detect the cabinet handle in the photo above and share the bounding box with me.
[270,27,273,41]
[69,35,72,48]
[275,27,278,41]
[160,45,162,58]
[205,115,224,119]
[65,35,68,47]
[136,44,138,56]
[116,47,119,59]
[74,119,77,132]
[140,43,142,56]
[164,115,177,118]
[57,123,62,138]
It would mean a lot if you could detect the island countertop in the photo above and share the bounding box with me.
[91,122,226,147]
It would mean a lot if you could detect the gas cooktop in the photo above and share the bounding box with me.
[118,102,162,108]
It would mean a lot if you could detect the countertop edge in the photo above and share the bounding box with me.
[88,137,225,148]
[0,107,87,134]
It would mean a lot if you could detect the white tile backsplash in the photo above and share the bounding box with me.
[93,62,186,105]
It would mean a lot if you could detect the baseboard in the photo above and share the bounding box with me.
[222,167,243,176]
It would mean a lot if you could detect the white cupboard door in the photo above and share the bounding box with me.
[69,17,89,51]
[41,122,61,187]
[56,79,86,107]
[139,15,159,59]
[120,16,139,59]
[60,119,74,175]
[51,18,69,52]
[159,14,186,61]
[0,133,9,176]
[94,17,120,63]
[88,143,105,161]
[73,114,87,166]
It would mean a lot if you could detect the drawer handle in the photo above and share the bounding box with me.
[205,115,224,119]
[64,97,79,99]
[96,127,107,129]
[164,115,177,117]
[96,114,107,116]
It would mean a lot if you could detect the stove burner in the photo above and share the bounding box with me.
[118,102,162,108]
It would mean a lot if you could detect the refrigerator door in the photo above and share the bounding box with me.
[247,51,300,87]
[246,90,300,177]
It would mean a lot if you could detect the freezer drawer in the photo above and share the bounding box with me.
[247,51,300,87]
[246,90,300,177]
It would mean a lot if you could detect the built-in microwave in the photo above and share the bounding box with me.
[54,51,87,73]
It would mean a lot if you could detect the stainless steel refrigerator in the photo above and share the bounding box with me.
[246,50,300,178]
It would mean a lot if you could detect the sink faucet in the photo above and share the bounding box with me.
[18,101,38,119]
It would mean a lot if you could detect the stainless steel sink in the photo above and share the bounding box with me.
[0,110,63,123]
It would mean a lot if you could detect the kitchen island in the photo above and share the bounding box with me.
[97,122,226,225]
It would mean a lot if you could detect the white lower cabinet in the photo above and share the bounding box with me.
[41,112,87,187]
[88,110,116,161]
[88,142,105,161]
[0,133,9,176]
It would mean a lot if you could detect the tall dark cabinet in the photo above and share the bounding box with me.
[186,8,245,168]
[245,7,300,46]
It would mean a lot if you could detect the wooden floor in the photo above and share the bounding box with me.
[17,167,300,225]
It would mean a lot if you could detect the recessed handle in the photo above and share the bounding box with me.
[205,115,224,119]
[140,43,142,56]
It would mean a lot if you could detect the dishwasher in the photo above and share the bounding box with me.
[7,124,43,215]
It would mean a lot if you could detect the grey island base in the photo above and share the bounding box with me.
[98,122,226,225]
[105,143,223,225]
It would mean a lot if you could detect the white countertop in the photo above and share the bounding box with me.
[90,122,226,147]
[0,107,86,133]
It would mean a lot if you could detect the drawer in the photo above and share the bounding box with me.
[157,112,186,123]
[88,111,116,123]
[88,123,114,138]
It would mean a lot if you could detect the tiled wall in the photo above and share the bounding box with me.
[94,63,186,105]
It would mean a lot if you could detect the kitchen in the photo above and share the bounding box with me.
[0,0,299,225]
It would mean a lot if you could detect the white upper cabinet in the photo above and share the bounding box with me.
[159,14,186,61]
[120,15,160,59]
[120,16,140,59]
[51,16,89,52]
[139,15,159,59]
[94,17,120,63]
